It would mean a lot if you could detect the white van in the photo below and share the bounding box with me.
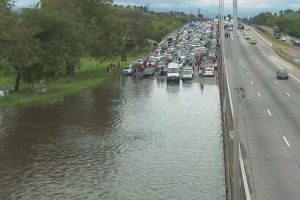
[167,63,180,82]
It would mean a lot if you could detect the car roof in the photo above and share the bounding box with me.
[277,69,287,72]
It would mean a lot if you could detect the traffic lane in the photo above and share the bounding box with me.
[238,31,300,110]
[244,39,300,110]
[247,43,300,108]
[248,28,300,81]
[237,44,300,200]
[238,38,300,165]
[227,30,299,199]
[238,81,298,200]
[223,40,298,200]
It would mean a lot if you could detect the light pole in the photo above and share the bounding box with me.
[233,0,240,199]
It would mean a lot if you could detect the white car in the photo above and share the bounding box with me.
[172,60,183,69]
[245,34,251,40]
[123,66,133,76]
[182,70,193,80]
[203,67,215,77]
[280,37,286,41]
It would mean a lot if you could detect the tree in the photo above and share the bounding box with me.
[279,10,283,15]
[0,11,39,91]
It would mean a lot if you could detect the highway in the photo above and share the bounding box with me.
[224,28,300,200]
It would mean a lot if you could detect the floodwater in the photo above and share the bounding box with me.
[0,75,225,200]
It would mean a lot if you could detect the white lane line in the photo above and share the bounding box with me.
[267,109,272,116]
[251,80,254,84]
[267,73,270,76]
[260,66,263,69]
[247,72,249,76]
[258,92,261,97]
[286,93,291,98]
[243,65,245,68]
[283,136,291,147]
[257,45,300,84]
[275,81,279,85]
[255,60,258,63]
[289,74,300,83]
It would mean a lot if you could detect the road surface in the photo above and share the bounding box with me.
[224,28,300,200]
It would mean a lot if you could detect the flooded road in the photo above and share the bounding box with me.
[0,75,225,199]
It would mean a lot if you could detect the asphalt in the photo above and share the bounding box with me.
[224,28,300,200]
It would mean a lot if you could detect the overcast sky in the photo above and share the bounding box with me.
[15,0,300,18]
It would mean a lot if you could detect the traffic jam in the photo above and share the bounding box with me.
[123,21,219,83]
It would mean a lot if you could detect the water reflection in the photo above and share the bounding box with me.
[0,76,225,200]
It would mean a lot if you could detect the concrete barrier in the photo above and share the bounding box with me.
[223,54,252,200]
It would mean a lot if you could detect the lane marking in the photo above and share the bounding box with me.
[283,136,291,147]
[251,80,254,84]
[247,72,249,76]
[275,81,279,85]
[257,45,300,83]
[267,109,272,116]
[243,65,245,68]
[258,92,261,97]
[286,93,291,98]
[289,74,300,83]
[267,73,270,76]
[260,66,263,69]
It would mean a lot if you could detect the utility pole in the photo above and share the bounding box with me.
[233,0,240,199]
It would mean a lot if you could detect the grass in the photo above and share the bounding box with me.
[0,45,153,107]
[261,30,300,50]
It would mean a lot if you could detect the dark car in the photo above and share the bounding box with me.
[276,69,289,80]
[160,66,168,76]
[143,67,154,77]
[250,39,257,44]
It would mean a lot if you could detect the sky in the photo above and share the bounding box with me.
[14,0,300,18]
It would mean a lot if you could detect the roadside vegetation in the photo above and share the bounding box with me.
[252,9,300,38]
[0,0,188,107]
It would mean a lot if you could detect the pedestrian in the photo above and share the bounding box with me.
[107,65,110,72]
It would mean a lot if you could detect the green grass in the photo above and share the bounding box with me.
[0,46,153,107]
[261,31,300,50]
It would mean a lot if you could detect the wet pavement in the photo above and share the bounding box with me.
[0,74,225,200]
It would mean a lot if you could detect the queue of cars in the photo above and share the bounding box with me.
[123,21,218,82]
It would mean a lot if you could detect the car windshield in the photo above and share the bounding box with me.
[168,68,179,73]
[183,71,192,74]
[278,70,287,74]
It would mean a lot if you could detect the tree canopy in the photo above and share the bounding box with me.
[0,0,188,91]
[253,9,300,38]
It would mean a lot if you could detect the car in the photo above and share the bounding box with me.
[123,66,133,76]
[245,34,251,40]
[250,39,257,44]
[160,65,168,76]
[182,70,193,80]
[276,69,289,80]
[143,67,154,77]
[280,37,286,41]
[203,67,215,77]
[123,61,137,75]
